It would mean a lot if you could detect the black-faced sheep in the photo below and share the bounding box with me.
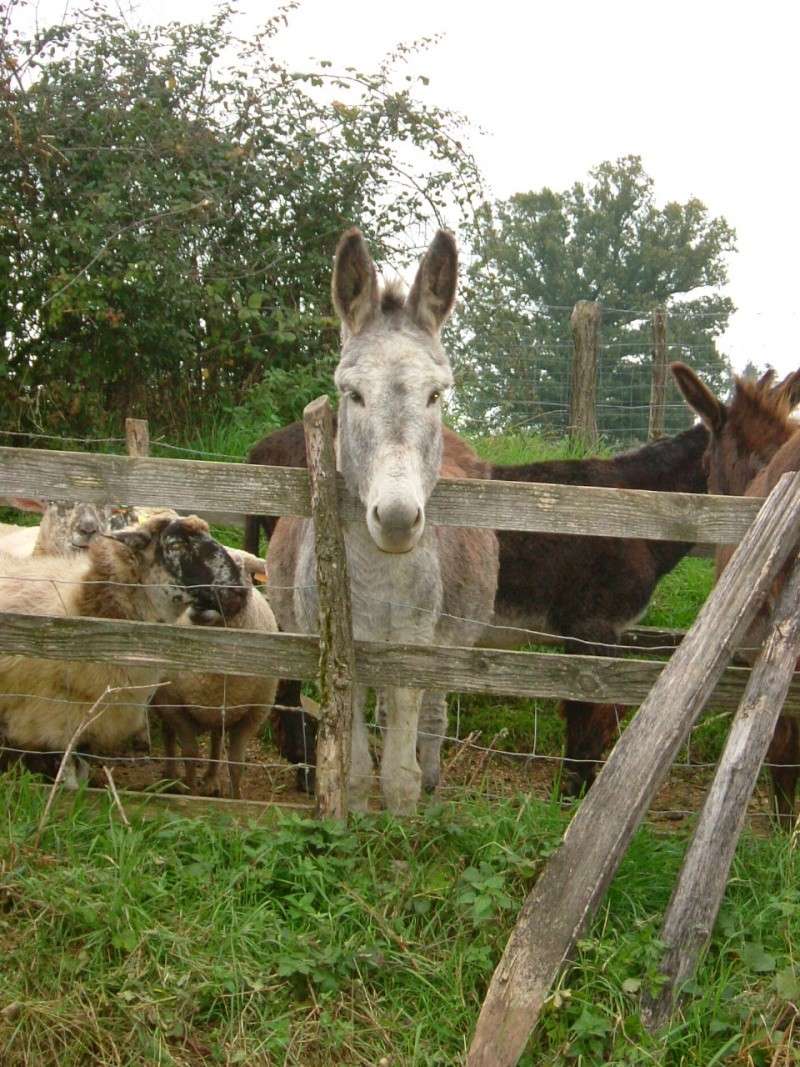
[0,513,248,782]
[151,551,278,799]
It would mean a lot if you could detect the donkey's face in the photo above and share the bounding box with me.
[332,228,457,553]
[672,362,800,495]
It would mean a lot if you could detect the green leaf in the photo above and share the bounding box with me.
[740,943,776,973]
[775,967,800,1000]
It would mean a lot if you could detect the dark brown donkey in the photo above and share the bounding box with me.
[249,416,709,795]
[673,362,800,825]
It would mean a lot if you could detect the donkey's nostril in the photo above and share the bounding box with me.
[372,504,381,525]
[412,508,422,528]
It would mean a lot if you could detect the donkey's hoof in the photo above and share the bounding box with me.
[421,768,440,794]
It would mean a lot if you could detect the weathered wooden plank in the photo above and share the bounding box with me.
[641,553,800,1032]
[428,477,759,543]
[125,418,150,459]
[0,611,799,713]
[0,445,315,519]
[466,470,800,1067]
[648,308,668,439]
[303,396,355,820]
[620,625,685,649]
[0,445,763,543]
[22,782,313,821]
[569,300,600,445]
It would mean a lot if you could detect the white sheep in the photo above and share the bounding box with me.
[151,551,279,799]
[0,512,249,783]
[0,498,138,557]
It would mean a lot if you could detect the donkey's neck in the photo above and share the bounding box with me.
[342,519,442,645]
[490,424,708,495]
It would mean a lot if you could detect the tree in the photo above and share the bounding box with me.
[0,1,483,437]
[450,157,736,440]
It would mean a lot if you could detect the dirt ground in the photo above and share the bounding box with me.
[94,724,781,833]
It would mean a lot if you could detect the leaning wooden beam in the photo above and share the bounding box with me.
[1,612,800,713]
[641,552,800,1031]
[0,445,762,542]
[466,470,800,1067]
[303,395,355,820]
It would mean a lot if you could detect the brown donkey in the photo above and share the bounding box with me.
[673,361,800,825]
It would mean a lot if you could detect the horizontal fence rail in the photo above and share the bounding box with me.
[0,446,762,543]
[1,612,799,714]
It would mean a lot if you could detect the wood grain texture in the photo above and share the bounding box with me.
[569,300,600,444]
[0,612,798,712]
[641,552,800,1032]
[648,308,668,439]
[0,446,762,542]
[28,782,313,821]
[125,418,150,459]
[466,470,800,1067]
[303,396,355,820]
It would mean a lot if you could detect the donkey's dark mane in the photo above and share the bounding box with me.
[726,376,797,451]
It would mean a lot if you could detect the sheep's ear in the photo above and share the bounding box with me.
[136,511,181,542]
[107,528,152,553]
[7,497,46,514]
[671,362,727,433]
[229,548,267,581]
[331,227,380,337]
[406,229,458,336]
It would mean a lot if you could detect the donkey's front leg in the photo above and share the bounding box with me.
[348,685,373,813]
[418,691,448,793]
[381,686,423,814]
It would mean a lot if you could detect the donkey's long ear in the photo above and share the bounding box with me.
[671,362,727,433]
[407,229,458,336]
[772,368,800,411]
[331,227,380,337]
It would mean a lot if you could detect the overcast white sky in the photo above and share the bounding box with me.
[26,0,800,373]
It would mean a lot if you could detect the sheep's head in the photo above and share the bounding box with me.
[11,498,141,553]
[92,512,248,624]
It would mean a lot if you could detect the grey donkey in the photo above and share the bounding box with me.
[268,228,498,814]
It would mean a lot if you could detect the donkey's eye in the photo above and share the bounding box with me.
[348,389,364,406]
[428,390,441,406]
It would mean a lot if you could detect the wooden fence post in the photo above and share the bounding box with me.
[642,551,800,1031]
[466,469,800,1067]
[125,418,150,458]
[569,301,600,445]
[303,396,355,820]
[648,308,668,439]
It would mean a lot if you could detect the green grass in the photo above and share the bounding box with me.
[469,429,615,466]
[1,778,798,1066]
[642,556,715,630]
[5,426,787,1065]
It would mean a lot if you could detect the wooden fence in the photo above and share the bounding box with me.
[568,301,671,445]
[2,401,798,1060]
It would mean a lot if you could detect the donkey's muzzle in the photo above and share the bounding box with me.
[369,500,424,553]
